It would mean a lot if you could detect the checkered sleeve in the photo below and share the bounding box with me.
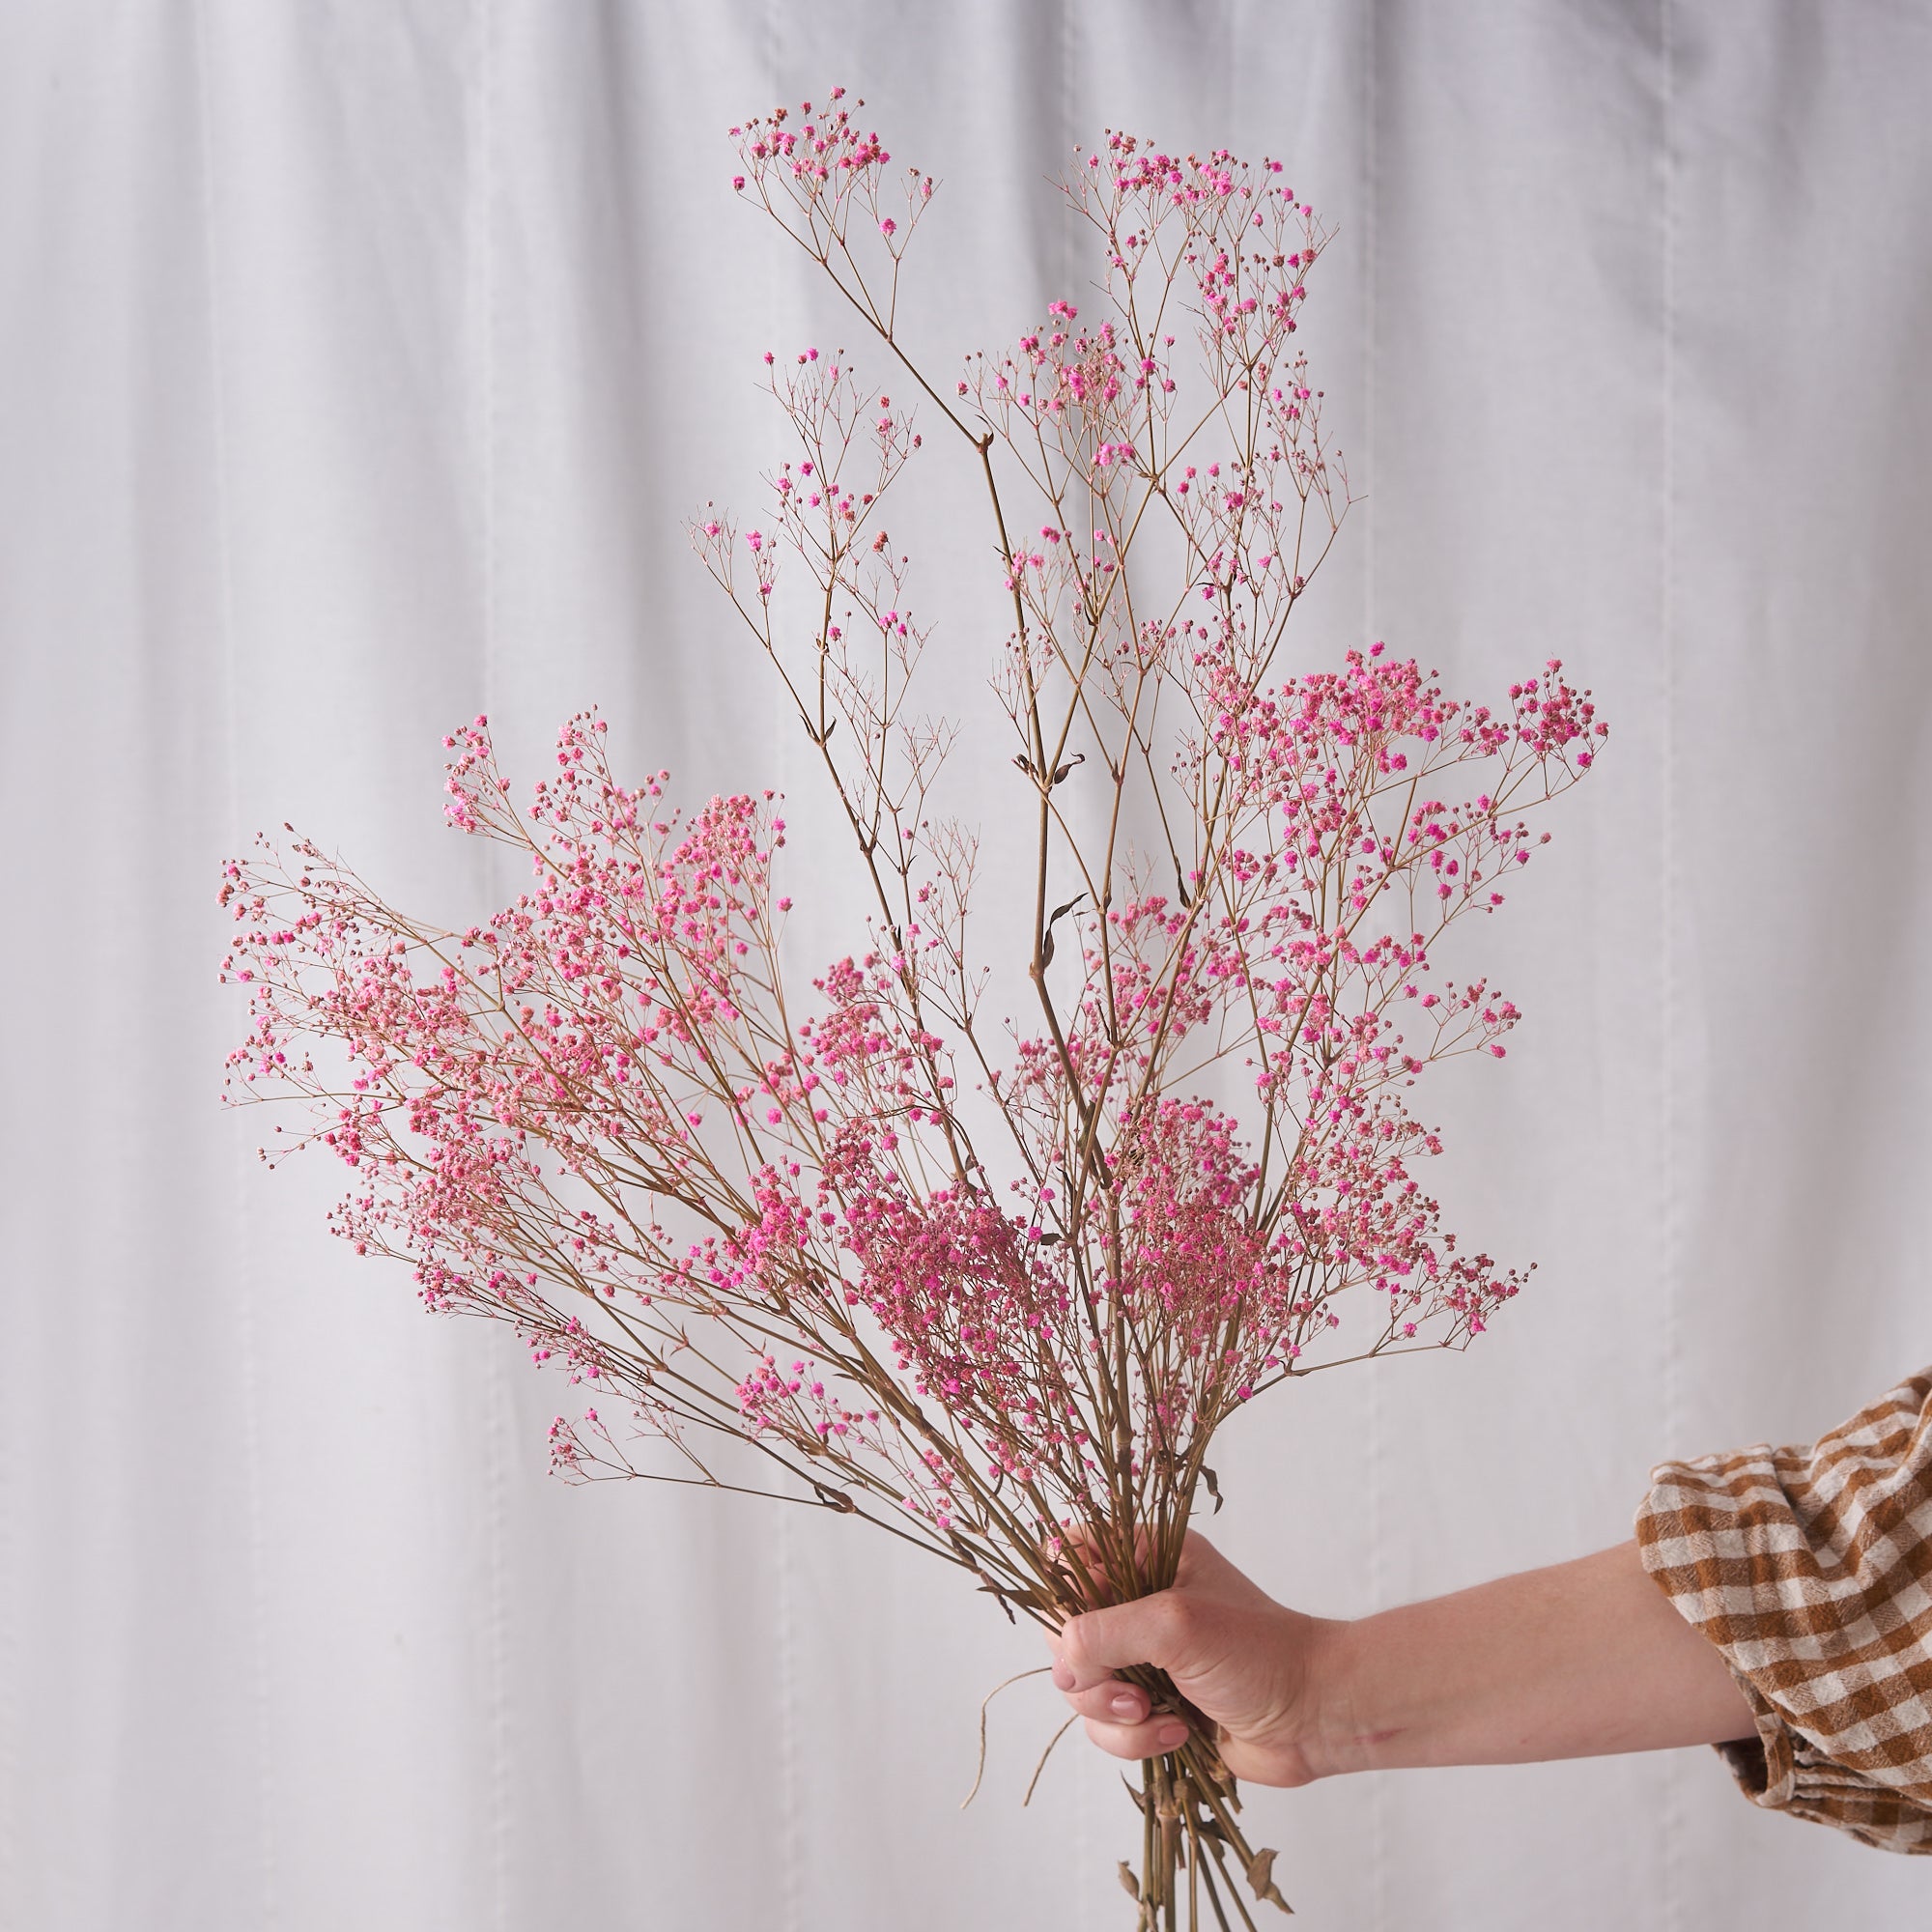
[1634,1370,1932,1852]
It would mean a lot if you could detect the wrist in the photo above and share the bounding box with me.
[1289,1613,1380,1781]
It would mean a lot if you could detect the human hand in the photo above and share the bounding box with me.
[1054,1532,1760,1786]
[1049,1530,1343,1788]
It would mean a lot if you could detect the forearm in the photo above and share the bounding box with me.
[1300,1540,1758,1778]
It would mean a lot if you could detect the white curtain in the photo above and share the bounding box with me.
[4,4,1929,1926]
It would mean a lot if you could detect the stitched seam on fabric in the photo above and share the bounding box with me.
[194,3,281,1921]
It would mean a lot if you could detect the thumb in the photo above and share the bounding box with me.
[1059,1588,1192,1680]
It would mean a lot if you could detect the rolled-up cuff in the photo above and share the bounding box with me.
[1634,1378,1932,1856]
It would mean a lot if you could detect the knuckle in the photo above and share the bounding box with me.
[1146,1591,1193,1652]
[1058,1614,1091,1671]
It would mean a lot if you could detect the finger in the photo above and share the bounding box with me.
[1081,1712,1193,1763]
[1061,1678,1153,1724]
[1053,1650,1126,1696]
[1051,1638,1128,1700]
[1046,1621,1128,1696]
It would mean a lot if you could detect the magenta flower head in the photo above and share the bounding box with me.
[223,95,1604,1925]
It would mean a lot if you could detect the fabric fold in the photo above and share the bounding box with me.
[1636,1370,1932,1853]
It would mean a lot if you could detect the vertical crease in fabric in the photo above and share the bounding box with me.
[1359,9,1387,1929]
[1060,5,1089,1921]
[759,6,806,1923]
[193,2,281,1920]
[1657,1,1684,1924]
[475,1,515,1923]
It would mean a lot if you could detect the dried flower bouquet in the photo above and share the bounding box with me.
[222,92,1604,1927]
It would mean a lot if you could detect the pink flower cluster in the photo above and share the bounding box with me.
[226,96,1607,1568]
[224,101,1605,1918]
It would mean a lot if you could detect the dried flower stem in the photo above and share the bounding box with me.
[222,89,1605,1923]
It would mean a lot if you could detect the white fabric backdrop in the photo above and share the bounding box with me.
[4,3,1929,1926]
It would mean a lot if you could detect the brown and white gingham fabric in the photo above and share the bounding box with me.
[1635,1368,1932,1853]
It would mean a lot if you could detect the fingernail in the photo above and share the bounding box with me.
[1110,1691,1142,1719]
[1156,1723,1189,1750]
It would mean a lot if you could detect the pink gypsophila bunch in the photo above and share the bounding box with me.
[223,91,1605,1927]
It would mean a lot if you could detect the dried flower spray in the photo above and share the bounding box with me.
[223,93,1605,1926]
